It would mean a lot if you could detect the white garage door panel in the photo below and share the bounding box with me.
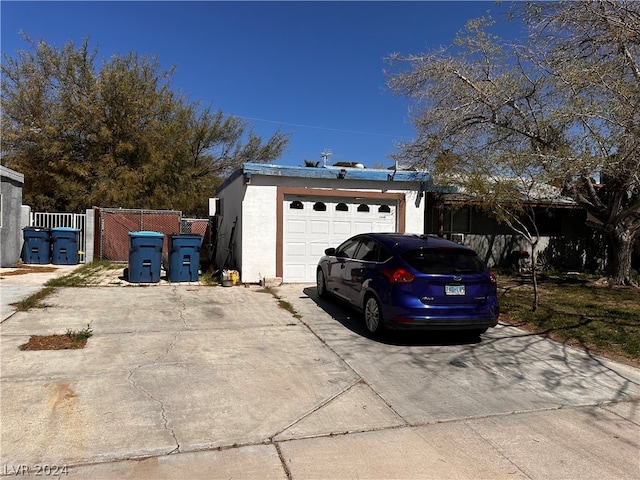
[373,221,395,232]
[309,242,330,256]
[310,220,330,235]
[288,219,307,234]
[333,222,352,236]
[285,264,306,280]
[287,243,306,256]
[283,196,398,283]
[354,222,373,233]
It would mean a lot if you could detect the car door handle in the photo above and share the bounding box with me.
[341,264,346,269]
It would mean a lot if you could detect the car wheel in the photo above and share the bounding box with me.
[317,269,328,298]
[364,295,384,335]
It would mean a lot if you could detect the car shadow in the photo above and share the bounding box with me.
[301,286,482,347]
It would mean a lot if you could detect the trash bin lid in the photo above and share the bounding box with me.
[23,226,49,231]
[129,231,164,238]
[51,227,80,232]
[169,234,202,239]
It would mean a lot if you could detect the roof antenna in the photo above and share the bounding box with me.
[388,160,398,181]
[321,149,332,167]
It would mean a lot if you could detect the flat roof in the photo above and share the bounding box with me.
[242,162,431,182]
[216,163,577,208]
[0,165,24,184]
[216,162,435,194]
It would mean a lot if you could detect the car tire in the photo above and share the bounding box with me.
[317,268,328,299]
[364,295,385,335]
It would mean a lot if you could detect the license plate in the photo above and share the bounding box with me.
[445,284,465,296]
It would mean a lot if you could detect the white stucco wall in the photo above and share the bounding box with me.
[241,184,278,282]
[403,190,424,234]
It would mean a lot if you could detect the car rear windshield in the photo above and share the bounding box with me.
[402,248,485,275]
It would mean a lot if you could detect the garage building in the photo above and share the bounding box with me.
[213,162,432,284]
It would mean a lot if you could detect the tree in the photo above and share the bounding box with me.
[386,1,640,285]
[434,151,564,311]
[1,35,289,216]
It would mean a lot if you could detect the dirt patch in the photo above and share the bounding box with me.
[19,335,87,350]
[1,265,59,277]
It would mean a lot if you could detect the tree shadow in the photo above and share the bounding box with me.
[301,287,482,347]
[277,285,640,405]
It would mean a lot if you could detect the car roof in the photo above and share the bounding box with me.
[355,233,474,253]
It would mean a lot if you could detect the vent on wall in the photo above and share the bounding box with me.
[208,198,221,217]
[450,233,464,244]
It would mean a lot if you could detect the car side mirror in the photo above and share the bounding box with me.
[325,247,336,256]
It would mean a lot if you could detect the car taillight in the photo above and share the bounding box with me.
[381,268,415,284]
[489,271,497,285]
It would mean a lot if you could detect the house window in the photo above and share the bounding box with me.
[533,208,563,236]
[313,202,327,211]
[336,203,348,212]
[290,201,304,210]
[444,207,471,233]
[357,204,370,212]
[378,205,391,213]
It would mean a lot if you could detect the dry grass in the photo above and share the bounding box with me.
[499,275,640,367]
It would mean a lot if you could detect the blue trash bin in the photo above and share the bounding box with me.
[167,234,202,282]
[128,231,164,283]
[51,227,80,265]
[22,227,51,264]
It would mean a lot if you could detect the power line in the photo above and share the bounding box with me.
[224,113,410,139]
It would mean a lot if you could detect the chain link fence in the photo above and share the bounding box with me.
[97,208,210,263]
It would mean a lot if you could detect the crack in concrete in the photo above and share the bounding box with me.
[173,285,190,330]
[270,380,363,439]
[274,442,293,480]
[125,368,180,454]
[121,287,189,455]
[464,420,531,478]
[603,400,640,427]
[279,292,410,426]
[52,400,639,478]
[148,286,186,364]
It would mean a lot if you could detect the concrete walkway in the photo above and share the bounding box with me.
[0,264,81,320]
[1,265,639,479]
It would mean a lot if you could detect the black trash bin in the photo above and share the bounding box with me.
[50,227,80,265]
[167,234,202,282]
[128,231,164,283]
[22,227,50,264]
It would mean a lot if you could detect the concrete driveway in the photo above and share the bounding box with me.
[1,266,639,479]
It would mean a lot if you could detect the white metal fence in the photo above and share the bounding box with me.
[30,212,87,263]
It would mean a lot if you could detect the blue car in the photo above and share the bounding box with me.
[316,233,499,335]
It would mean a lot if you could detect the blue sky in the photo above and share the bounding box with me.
[1,1,521,168]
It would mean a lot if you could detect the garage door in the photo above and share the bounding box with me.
[283,196,397,283]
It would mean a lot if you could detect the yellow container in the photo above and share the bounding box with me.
[228,270,240,285]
